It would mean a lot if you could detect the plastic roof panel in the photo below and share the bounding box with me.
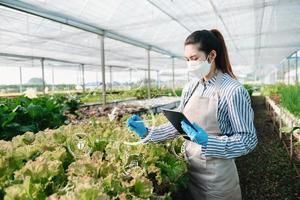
[0,0,299,80]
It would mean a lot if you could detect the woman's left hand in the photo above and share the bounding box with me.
[181,120,208,146]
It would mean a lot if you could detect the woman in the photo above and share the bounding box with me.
[127,29,258,200]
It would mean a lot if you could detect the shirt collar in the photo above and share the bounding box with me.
[200,73,218,86]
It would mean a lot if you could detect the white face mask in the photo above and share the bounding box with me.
[186,58,211,78]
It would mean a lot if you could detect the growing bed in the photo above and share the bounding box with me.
[0,113,188,199]
[262,85,300,175]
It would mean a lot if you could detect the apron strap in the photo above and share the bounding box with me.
[183,80,200,109]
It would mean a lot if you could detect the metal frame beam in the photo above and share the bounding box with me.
[0,52,81,65]
[254,0,265,74]
[208,0,244,62]
[0,52,160,72]
[146,0,191,32]
[240,44,300,51]
[0,0,183,59]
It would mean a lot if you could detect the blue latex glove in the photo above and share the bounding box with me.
[181,120,208,146]
[127,115,148,138]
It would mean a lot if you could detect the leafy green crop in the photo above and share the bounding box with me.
[0,113,188,199]
[261,84,286,97]
[127,87,182,100]
[78,87,182,103]
[243,84,254,96]
[0,95,81,140]
[261,84,300,117]
[279,86,300,117]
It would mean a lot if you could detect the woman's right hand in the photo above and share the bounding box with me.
[127,115,148,138]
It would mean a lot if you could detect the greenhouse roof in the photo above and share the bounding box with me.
[0,0,299,77]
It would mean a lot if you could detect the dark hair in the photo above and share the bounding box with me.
[184,29,236,79]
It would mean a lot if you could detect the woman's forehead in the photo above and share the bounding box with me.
[184,44,205,58]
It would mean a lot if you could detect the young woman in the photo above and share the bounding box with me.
[127,29,258,200]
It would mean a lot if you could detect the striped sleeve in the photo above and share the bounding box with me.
[201,85,258,159]
[142,83,191,143]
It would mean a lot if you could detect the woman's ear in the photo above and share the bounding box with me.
[208,50,217,63]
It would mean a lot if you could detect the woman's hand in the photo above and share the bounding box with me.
[127,115,148,138]
[181,120,208,146]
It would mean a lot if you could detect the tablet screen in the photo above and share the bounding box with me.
[161,109,196,140]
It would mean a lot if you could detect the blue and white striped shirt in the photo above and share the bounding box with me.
[145,73,258,159]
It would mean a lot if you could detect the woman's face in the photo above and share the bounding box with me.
[184,44,207,62]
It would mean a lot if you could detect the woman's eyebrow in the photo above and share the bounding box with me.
[185,55,198,60]
[190,55,198,59]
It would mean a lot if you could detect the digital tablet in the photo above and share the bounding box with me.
[161,108,196,140]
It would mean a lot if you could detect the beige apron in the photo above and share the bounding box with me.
[182,71,242,200]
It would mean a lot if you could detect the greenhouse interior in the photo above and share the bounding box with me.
[0,0,299,200]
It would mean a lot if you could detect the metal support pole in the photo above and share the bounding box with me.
[51,66,55,92]
[274,69,277,84]
[19,66,23,93]
[100,35,106,105]
[144,69,147,85]
[129,68,132,88]
[296,51,298,85]
[156,70,159,88]
[109,66,112,90]
[81,64,85,92]
[76,66,80,87]
[288,58,290,85]
[258,64,261,84]
[41,58,45,94]
[172,57,175,89]
[254,66,257,83]
[282,62,284,83]
[147,49,151,99]
[96,71,99,87]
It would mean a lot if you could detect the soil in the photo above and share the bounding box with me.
[173,96,300,200]
[235,96,300,200]
[67,104,147,124]
[270,93,281,105]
